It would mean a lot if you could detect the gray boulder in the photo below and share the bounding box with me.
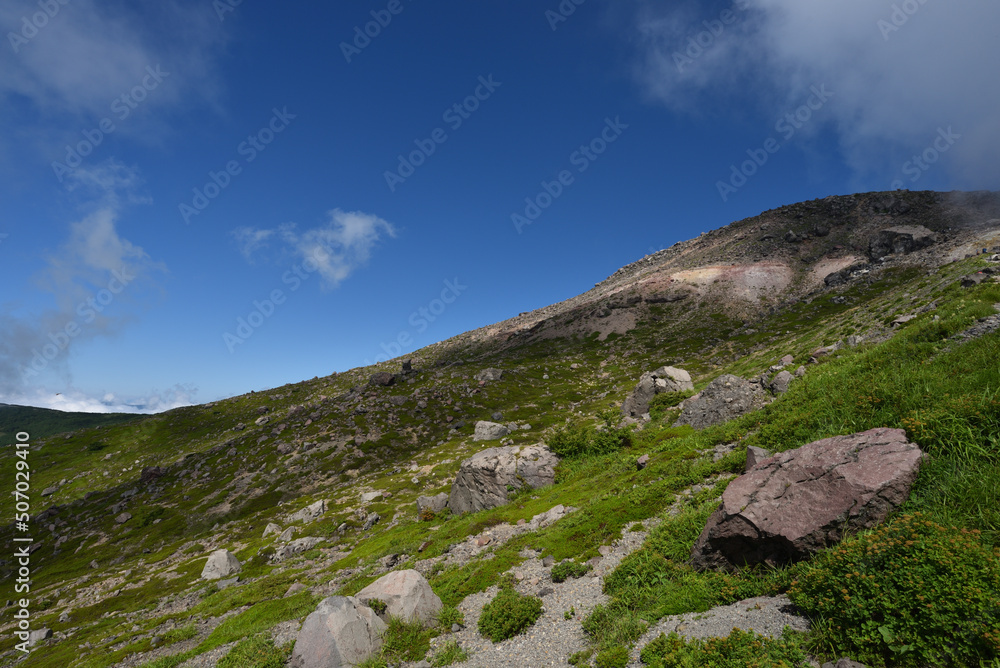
[288,499,326,523]
[474,368,504,382]
[356,569,443,625]
[289,596,387,668]
[690,428,924,571]
[745,446,772,472]
[474,421,510,441]
[449,444,558,514]
[28,628,52,646]
[201,549,242,580]
[673,375,769,430]
[622,366,694,418]
[274,537,324,563]
[769,370,794,394]
[868,225,936,260]
[263,522,282,538]
[416,493,449,517]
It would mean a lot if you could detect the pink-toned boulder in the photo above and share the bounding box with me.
[690,428,925,571]
[355,569,442,625]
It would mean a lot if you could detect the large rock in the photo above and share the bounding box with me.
[416,493,449,517]
[690,428,924,571]
[449,445,558,514]
[201,549,242,580]
[289,596,387,668]
[474,421,510,441]
[356,569,443,625]
[622,366,694,418]
[274,537,324,563]
[868,225,936,260]
[288,499,326,523]
[673,375,769,430]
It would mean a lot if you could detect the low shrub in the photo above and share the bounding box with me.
[367,598,388,615]
[638,628,807,667]
[551,560,591,583]
[547,410,632,459]
[477,587,543,642]
[788,512,1000,666]
[436,604,464,629]
[594,645,629,668]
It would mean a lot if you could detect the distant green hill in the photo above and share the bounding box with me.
[0,403,144,442]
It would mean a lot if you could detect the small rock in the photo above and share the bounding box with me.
[745,446,773,471]
[542,555,555,568]
[598,546,613,557]
[263,523,282,538]
[538,587,554,597]
[115,512,132,524]
[41,486,58,497]
[279,527,296,543]
[636,454,650,470]
[451,624,462,633]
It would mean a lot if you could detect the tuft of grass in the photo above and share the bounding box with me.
[430,639,469,666]
[477,585,543,643]
[551,560,591,583]
[217,635,290,668]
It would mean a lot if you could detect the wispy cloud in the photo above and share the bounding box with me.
[630,0,1000,187]
[0,160,167,394]
[2,384,196,414]
[235,209,397,288]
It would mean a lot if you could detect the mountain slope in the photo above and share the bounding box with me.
[0,404,144,443]
[1,190,998,668]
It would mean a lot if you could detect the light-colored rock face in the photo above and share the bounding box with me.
[356,569,443,625]
[263,523,282,538]
[691,428,924,571]
[621,366,694,418]
[289,596,387,668]
[448,445,559,514]
[673,374,769,430]
[416,493,449,517]
[770,370,794,394]
[201,549,242,580]
[288,499,326,523]
[274,537,323,563]
[474,421,511,441]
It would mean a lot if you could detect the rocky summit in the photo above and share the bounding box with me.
[2,190,1000,668]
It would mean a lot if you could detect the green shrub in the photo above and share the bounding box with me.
[217,634,290,668]
[594,645,629,668]
[368,598,388,615]
[477,588,543,642]
[551,560,591,583]
[638,629,807,667]
[568,649,594,666]
[377,617,432,662]
[788,512,1000,666]
[430,639,469,666]
[437,604,464,629]
[648,391,695,422]
[547,410,632,459]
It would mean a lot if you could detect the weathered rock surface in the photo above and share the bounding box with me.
[201,549,242,580]
[745,446,772,472]
[673,375,769,430]
[474,368,503,382]
[274,537,324,563]
[263,523,282,538]
[288,499,326,523]
[449,445,558,514]
[622,366,694,418]
[473,421,511,441]
[289,596,387,668]
[356,569,443,625]
[868,225,936,260]
[690,428,924,571]
[769,370,794,394]
[416,493,449,517]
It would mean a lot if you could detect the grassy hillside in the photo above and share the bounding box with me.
[1,192,998,667]
[0,404,143,443]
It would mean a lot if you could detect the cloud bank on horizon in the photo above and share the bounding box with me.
[633,0,1000,188]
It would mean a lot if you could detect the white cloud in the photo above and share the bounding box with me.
[631,0,1000,187]
[237,209,397,288]
[0,384,196,414]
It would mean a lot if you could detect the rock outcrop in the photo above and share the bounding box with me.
[201,549,242,580]
[416,493,449,517]
[622,366,694,418]
[868,225,936,260]
[289,596,387,668]
[673,374,769,430]
[288,500,326,523]
[690,428,924,571]
[355,569,443,625]
[473,421,511,441]
[449,445,558,514]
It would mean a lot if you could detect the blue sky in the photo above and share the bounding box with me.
[1,0,997,412]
